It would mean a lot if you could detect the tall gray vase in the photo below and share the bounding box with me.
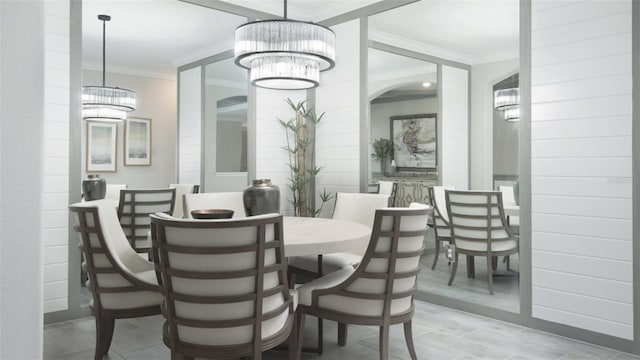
[243,179,280,216]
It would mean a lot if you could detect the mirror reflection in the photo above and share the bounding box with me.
[203,56,248,192]
[369,1,520,313]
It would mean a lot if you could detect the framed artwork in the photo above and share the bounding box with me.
[391,113,437,171]
[86,122,117,172]
[124,117,151,166]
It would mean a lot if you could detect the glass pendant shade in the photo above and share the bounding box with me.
[82,15,135,121]
[494,88,519,110]
[234,17,335,90]
[82,86,135,121]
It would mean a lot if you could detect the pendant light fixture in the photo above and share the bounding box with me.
[234,0,335,90]
[82,15,135,121]
[494,87,519,110]
[503,106,520,122]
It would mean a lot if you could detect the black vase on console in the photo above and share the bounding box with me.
[243,179,280,216]
[82,174,106,201]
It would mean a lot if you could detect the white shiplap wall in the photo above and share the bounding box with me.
[178,67,202,185]
[255,89,306,216]
[315,19,361,217]
[531,0,633,339]
[441,65,469,189]
[43,0,70,314]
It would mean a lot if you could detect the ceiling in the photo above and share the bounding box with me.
[82,0,519,81]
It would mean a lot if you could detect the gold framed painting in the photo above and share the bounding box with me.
[86,121,117,172]
[124,117,151,166]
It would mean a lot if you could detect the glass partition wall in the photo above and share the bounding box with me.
[368,1,520,314]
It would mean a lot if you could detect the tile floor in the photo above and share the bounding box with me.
[44,301,640,360]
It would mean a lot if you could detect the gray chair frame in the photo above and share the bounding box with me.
[150,214,297,360]
[117,188,176,254]
[70,204,161,360]
[296,206,430,360]
[445,190,519,295]
[427,186,452,270]
[374,181,398,207]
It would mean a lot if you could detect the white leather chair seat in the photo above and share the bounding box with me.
[297,259,413,317]
[455,239,517,252]
[95,290,163,310]
[297,267,354,307]
[172,290,296,346]
[176,308,291,346]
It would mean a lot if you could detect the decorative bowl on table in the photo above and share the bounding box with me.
[191,209,234,219]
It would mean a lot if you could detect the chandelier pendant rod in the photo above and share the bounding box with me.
[284,0,287,20]
[101,17,106,86]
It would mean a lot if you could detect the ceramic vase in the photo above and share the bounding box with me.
[243,179,280,216]
[82,174,106,201]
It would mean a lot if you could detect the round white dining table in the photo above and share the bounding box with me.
[282,216,371,257]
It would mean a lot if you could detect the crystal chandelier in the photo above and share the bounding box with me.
[234,0,335,90]
[82,15,135,121]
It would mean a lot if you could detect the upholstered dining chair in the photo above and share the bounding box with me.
[427,185,455,270]
[445,190,519,295]
[70,200,163,360]
[105,183,127,205]
[498,185,520,227]
[149,213,297,360]
[294,203,431,360]
[117,188,176,254]
[377,180,398,207]
[168,183,199,218]
[183,191,246,219]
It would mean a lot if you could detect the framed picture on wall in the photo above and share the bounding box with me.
[86,122,117,172]
[391,113,437,171]
[124,117,151,166]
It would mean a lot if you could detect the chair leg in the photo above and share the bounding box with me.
[94,314,115,359]
[486,255,494,295]
[288,313,298,360]
[317,317,323,355]
[379,325,390,360]
[403,321,418,360]
[431,239,440,270]
[466,255,475,278]
[338,323,348,346]
[447,253,459,286]
[295,310,306,358]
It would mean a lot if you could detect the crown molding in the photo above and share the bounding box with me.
[205,77,246,90]
[369,29,473,65]
[473,51,519,65]
[82,62,176,81]
[369,65,437,84]
[171,37,234,68]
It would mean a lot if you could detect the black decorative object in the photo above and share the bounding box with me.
[513,179,520,206]
[243,179,280,216]
[82,174,106,201]
[191,209,234,219]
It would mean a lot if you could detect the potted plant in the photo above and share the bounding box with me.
[279,99,333,217]
[371,138,393,175]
